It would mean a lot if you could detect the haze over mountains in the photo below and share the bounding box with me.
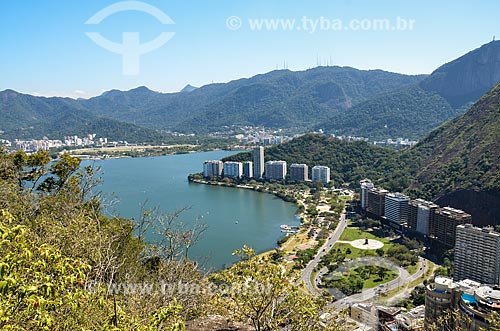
[1,41,500,141]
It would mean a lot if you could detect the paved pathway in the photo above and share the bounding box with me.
[331,257,426,309]
[299,212,348,295]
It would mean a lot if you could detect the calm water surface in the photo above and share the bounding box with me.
[85,150,299,269]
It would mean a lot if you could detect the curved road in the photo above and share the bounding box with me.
[298,210,427,309]
[332,257,426,309]
[299,212,348,295]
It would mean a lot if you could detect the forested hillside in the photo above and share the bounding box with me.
[226,81,500,225]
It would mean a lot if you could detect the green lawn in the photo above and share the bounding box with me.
[406,263,419,275]
[323,267,398,292]
[363,270,398,289]
[339,227,392,245]
[324,224,422,297]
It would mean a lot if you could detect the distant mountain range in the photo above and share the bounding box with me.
[81,68,425,134]
[1,41,500,141]
[224,80,500,225]
[318,41,500,138]
[0,89,166,142]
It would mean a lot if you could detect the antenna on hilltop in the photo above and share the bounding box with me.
[494,35,496,41]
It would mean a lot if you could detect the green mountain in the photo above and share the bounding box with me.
[407,81,500,225]
[420,40,500,108]
[0,90,167,142]
[225,81,500,224]
[319,41,500,139]
[3,42,500,141]
[223,133,409,190]
[318,86,457,139]
[83,68,425,133]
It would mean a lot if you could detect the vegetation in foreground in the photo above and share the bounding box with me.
[0,150,347,330]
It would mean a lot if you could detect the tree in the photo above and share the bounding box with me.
[428,309,471,331]
[210,246,343,331]
[377,267,388,281]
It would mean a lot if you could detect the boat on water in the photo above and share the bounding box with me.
[280,224,291,230]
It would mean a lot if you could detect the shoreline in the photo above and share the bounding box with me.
[65,146,247,160]
[188,176,307,256]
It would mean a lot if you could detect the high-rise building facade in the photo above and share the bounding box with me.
[425,277,495,331]
[431,207,471,247]
[311,166,330,185]
[366,187,389,218]
[203,160,223,177]
[360,179,374,210]
[243,161,253,178]
[454,224,500,285]
[223,162,243,178]
[265,161,287,180]
[289,164,308,182]
[408,199,439,236]
[384,193,410,227]
[253,146,264,179]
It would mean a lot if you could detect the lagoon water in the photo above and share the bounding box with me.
[84,150,299,269]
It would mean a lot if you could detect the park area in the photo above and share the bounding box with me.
[319,222,420,295]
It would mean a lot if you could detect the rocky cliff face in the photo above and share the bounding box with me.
[420,40,500,107]
[436,190,500,226]
[410,81,500,224]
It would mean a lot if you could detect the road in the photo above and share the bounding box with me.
[332,257,426,309]
[298,191,427,307]
[299,212,348,296]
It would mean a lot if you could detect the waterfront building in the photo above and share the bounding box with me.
[408,199,439,236]
[384,193,410,228]
[265,161,287,180]
[243,161,253,178]
[360,179,374,210]
[366,187,389,218]
[311,165,330,185]
[253,146,264,179]
[431,206,471,247]
[289,163,308,182]
[223,161,243,178]
[203,160,223,177]
[454,224,500,285]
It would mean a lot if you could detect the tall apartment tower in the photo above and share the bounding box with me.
[454,224,500,285]
[289,164,308,182]
[360,179,374,210]
[431,207,471,247]
[408,199,439,236]
[384,193,410,228]
[242,161,253,179]
[253,146,264,179]
[366,187,389,218]
[203,160,223,177]
[311,166,330,185]
[265,161,287,180]
[223,162,243,178]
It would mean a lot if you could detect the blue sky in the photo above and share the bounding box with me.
[0,0,498,98]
